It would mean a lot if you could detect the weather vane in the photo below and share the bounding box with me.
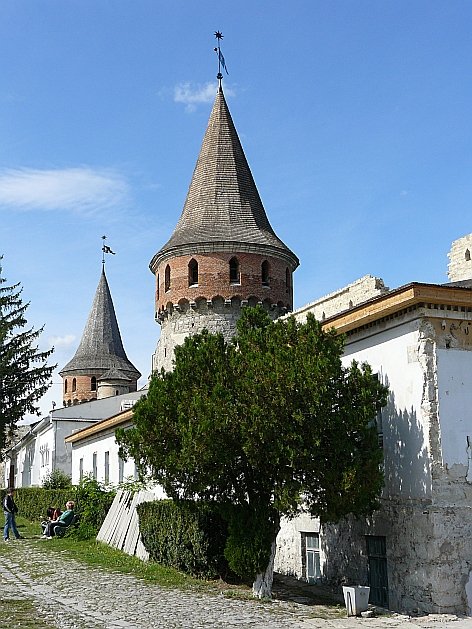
[101,235,116,265]
[214,31,229,87]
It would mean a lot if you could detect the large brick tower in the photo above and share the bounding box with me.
[150,82,299,372]
[60,267,141,406]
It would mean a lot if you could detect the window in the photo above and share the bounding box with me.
[92,452,97,480]
[188,259,198,286]
[118,456,124,484]
[285,267,291,292]
[40,445,50,468]
[79,458,84,481]
[165,265,171,292]
[104,451,110,484]
[261,260,270,286]
[156,273,160,300]
[373,374,384,448]
[302,532,321,583]
[91,376,97,392]
[229,257,240,284]
[72,378,77,392]
[64,379,68,394]
[466,249,471,262]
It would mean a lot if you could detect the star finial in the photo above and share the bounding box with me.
[213,31,228,88]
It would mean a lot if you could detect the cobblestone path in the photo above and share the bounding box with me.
[2,539,472,629]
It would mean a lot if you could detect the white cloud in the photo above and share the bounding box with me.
[0,167,129,216]
[48,334,76,348]
[174,82,234,112]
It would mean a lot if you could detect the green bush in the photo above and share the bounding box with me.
[1,487,76,524]
[71,475,115,540]
[222,503,277,580]
[138,500,230,579]
[41,469,72,489]
[2,478,114,540]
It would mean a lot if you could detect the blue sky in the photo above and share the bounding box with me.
[1,1,472,417]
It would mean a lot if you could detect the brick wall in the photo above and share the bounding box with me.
[154,251,293,315]
[62,375,98,406]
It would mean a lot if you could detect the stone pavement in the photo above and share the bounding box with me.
[1,538,472,629]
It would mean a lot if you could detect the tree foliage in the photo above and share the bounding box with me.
[117,307,388,581]
[41,469,72,489]
[0,258,55,452]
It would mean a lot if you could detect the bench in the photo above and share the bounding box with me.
[53,514,79,538]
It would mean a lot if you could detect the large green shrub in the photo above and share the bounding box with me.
[138,500,230,579]
[71,475,115,540]
[2,487,76,523]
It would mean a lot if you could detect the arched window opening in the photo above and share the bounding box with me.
[229,257,240,284]
[466,249,471,262]
[188,259,199,286]
[285,267,291,291]
[91,376,97,392]
[72,378,77,393]
[156,274,160,300]
[165,265,171,292]
[261,260,270,286]
[64,379,68,394]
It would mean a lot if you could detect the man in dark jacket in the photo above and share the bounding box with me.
[3,488,22,541]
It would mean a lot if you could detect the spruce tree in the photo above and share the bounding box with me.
[117,306,388,598]
[0,257,55,451]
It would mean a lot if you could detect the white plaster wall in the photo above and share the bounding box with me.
[275,513,322,579]
[70,432,136,486]
[437,349,472,469]
[37,425,55,486]
[343,322,431,499]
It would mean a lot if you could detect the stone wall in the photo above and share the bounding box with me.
[447,233,472,282]
[292,275,389,323]
[153,297,285,372]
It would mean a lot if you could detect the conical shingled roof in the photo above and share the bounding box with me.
[60,268,141,380]
[150,86,299,271]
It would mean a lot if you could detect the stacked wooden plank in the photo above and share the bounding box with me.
[97,489,157,561]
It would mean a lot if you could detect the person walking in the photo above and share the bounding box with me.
[3,488,22,541]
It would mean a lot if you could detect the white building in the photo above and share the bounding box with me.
[3,391,145,488]
[275,233,472,615]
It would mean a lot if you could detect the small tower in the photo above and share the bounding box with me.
[448,234,472,285]
[60,268,141,406]
[150,67,299,371]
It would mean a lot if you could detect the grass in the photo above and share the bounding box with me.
[0,599,52,629]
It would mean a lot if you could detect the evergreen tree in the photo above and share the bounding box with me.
[117,306,387,597]
[0,257,55,451]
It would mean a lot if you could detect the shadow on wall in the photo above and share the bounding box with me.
[383,379,431,501]
[320,378,431,590]
[21,442,35,488]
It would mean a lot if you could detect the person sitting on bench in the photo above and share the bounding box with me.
[43,501,75,539]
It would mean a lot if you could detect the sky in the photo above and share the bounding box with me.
[1,1,472,418]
